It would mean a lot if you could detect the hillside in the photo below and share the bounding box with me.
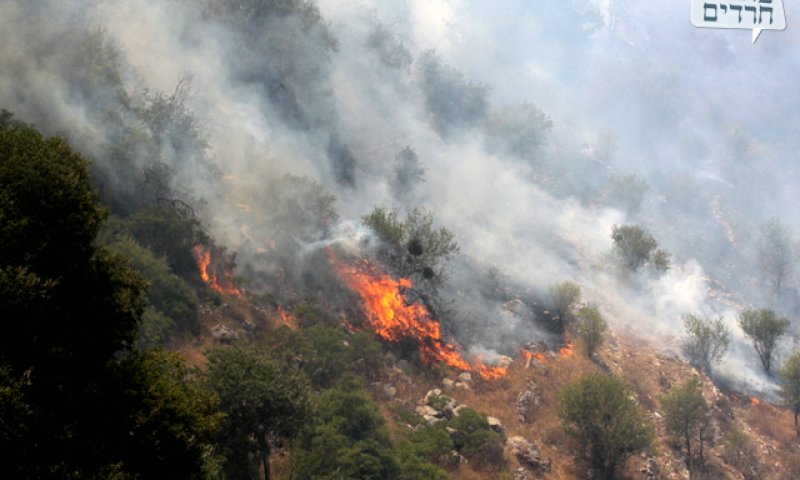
[182,292,800,480]
[3,1,800,479]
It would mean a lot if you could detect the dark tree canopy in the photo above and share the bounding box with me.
[207,345,309,480]
[558,373,653,479]
[0,123,219,478]
[292,376,400,480]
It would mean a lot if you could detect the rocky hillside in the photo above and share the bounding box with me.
[183,298,800,480]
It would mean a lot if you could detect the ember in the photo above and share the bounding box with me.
[193,245,244,297]
[751,397,761,406]
[329,250,506,379]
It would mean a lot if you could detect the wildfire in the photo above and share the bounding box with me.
[751,397,761,406]
[329,250,507,379]
[277,306,298,330]
[560,343,574,357]
[521,349,546,368]
[193,245,243,297]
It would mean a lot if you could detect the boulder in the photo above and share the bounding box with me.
[508,436,550,472]
[210,324,239,343]
[382,384,397,399]
[487,416,505,437]
[415,405,441,418]
[497,355,514,369]
[423,388,442,405]
[513,467,529,480]
[458,372,472,383]
[442,378,455,388]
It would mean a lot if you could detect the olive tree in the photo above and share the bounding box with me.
[362,206,459,291]
[738,308,789,374]
[661,378,710,469]
[757,218,794,295]
[548,281,581,328]
[681,314,730,373]
[558,373,653,479]
[207,346,309,480]
[778,352,800,427]
[611,224,670,274]
[576,304,608,357]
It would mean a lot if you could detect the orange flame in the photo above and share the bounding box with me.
[277,306,298,330]
[560,343,574,357]
[329,250,505,379]
[193,245,243,297]
[521,349,546,367]
[751,397,761,406]
[473,356,508,379]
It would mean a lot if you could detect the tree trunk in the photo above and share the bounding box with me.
[260,436,271,480]
[685,433,692,469]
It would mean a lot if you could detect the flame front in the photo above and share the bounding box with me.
[560,343,574,357]
[327,251,512,376]
[193,245,243,297]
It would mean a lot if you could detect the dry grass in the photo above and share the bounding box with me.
[177,296,800,480]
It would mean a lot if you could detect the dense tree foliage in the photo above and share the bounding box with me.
[100,232,200,344]
[558,373,653,478]
[123,204,210,280]
[548,281,581,328]
[738,308,789,374]
[661,378,710,469]
[681,313,730,373]
[207,346,309,480]
[576,304,608,357]
[292,376,400,479]
[611,224,670,274]
[778,352,800,427]
[362,206,459,291]
[0,123,219,478]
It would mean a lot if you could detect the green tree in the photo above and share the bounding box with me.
[101,349,223,478]
[778,352,800,427]
[362,206,459,291]
[681,313,730,373]
[101,234,200,343]
[207,346,309,480]
[757,218,794,295]
[611,224,670,273]
[576,304,608,357]
[292,376,400,480]
[124,204,210,280]
[558,373,653,479]
[548,281,581,328]
[661,378,709,469]
[447,408,505,467]
[738,308,789,374]
[0,123,218,478]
